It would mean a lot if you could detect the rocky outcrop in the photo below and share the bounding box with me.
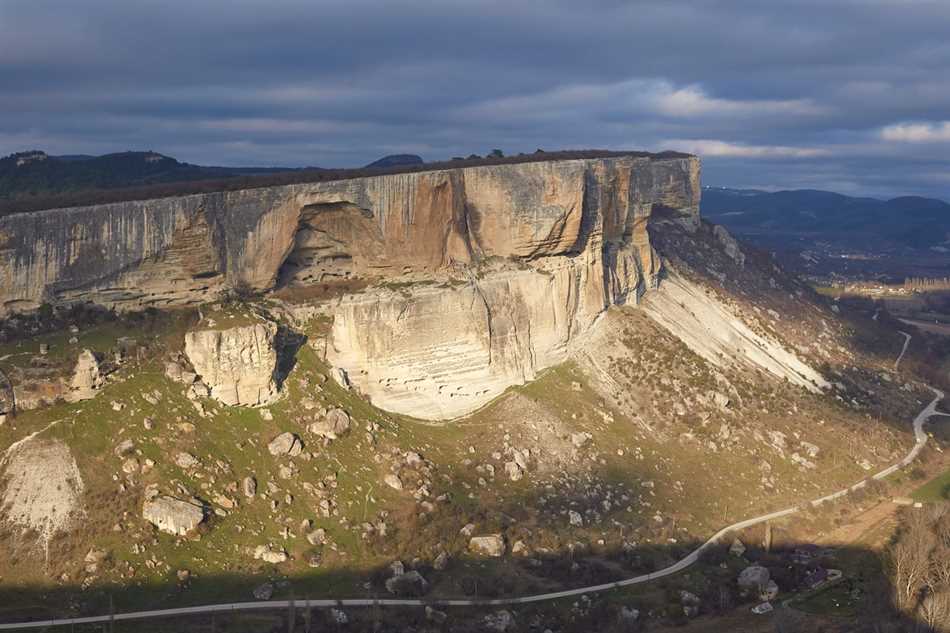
[142,495,205,536]
[713,224,745,266]
[325,157,701,419]
[0,155,701,420]
[66,349,103,402]
[0,153,832,423]
[184,321,279,406]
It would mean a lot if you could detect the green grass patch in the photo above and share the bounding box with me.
[911,468,950,502]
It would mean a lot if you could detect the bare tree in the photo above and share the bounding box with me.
[919,589,950,633]
[887,510,937,612]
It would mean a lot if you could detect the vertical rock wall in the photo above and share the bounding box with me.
[0,154,702,421]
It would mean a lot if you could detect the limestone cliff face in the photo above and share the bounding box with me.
[0,154,701,419]
[0,155,699,313]
[323,157,702,419]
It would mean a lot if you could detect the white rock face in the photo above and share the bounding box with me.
[66,349,103,402]
[142,495,205,536]
[329,263,606,420]
[0,437,85,551]
[184,322,279,407]
[640,275,828,392]
[324,157,700,421]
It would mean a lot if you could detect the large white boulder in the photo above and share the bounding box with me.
[143,495,205,536]
[184,321,279,407]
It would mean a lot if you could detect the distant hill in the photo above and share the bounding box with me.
[0,150,300,200]
[0,150,430,201]
[702,186,950,250]
[363,154,424,169]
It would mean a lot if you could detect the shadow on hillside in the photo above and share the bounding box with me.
[0,540,937,633]
[3,458,946,633]
[274,325,307,391]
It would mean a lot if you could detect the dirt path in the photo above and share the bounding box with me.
[817,499,900,549]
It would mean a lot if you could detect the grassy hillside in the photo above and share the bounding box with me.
[0,218,937,632]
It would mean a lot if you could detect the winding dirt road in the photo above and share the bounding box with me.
[0,333,945,630]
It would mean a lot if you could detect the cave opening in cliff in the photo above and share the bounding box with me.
[274,201,382,299]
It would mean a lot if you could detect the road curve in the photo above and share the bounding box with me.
[1,335,945,630]
[894,330,912,370]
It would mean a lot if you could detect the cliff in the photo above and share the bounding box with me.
[0,154,724,419]
[0,154,700,313]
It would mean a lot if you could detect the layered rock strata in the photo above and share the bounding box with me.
[0,155,699,313]
[0,155,702,419]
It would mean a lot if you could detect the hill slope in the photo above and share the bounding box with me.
[0,151,299,199]
[0,155,942,631]
[702,187,950,250]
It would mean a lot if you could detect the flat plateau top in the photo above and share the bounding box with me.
[0,149,693,217]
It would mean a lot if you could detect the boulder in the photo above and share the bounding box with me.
[142,495,205,536]
[738,565,770,594]
[385,570,429,596]
[268,432,302,456]
[306,528,326,546]
[253,544,288,564]
[174,452,200,469]
[164,361,197,385]
[469,534,505,557]
[571,432,592,448]
[308,408,351,439]
[253,582,274,600]
[484,610,515,632]
[242,476,257,498]
[384,473,403,491]
[184,321,279,407]
[618,606,640,629]
[711,391,730,409]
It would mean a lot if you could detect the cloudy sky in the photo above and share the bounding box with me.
[2,0,949,198]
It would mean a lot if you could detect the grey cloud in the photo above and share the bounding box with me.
[1,0,948,197]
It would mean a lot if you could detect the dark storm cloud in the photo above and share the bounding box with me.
[2,0,949,197]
